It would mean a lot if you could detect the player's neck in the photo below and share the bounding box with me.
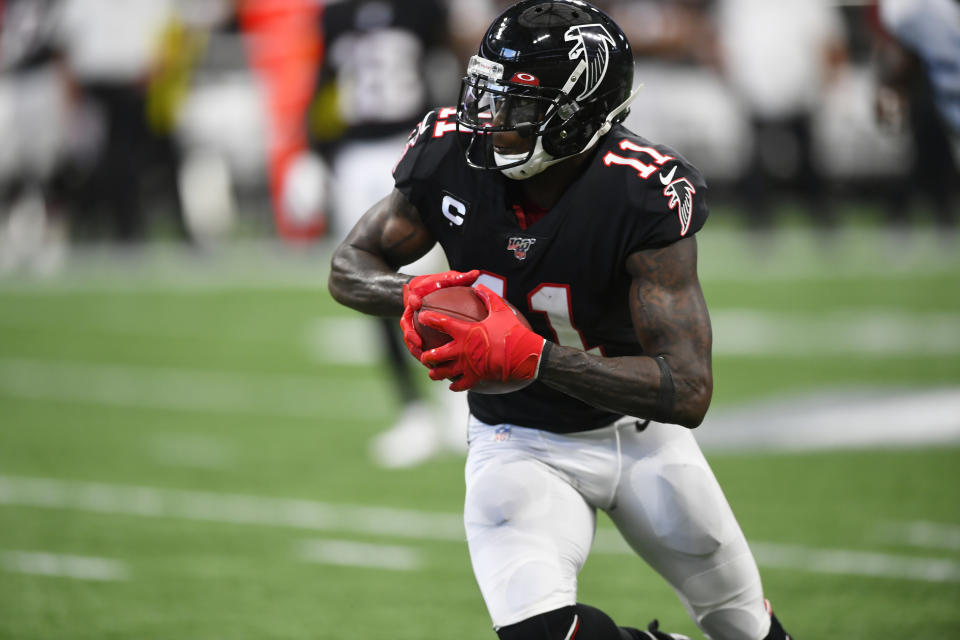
[514,151,592,210]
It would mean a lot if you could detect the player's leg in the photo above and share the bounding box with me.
[379,315,420,406]
[465,420,593,626]
[367,313,443,468]
[466,418,689,640]
[606,421,791,640]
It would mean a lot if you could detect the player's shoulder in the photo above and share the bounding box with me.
[591,124,709,246]
[595,124,707,193]
[393,107,463,185]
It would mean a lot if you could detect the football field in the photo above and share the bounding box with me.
[1,222,959,639]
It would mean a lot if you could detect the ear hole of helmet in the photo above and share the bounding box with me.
[542,117,595,157]
[541,88,627,158]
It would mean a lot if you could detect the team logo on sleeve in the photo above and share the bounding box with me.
[506,236,536,260]
[660,168,696,237]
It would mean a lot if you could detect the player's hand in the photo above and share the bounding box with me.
[418,284,546,391]
[399,269,480,359]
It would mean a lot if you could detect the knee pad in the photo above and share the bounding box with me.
[496,604,625,640]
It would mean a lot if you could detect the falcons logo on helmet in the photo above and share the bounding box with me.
[564,24,616,101]
[660,169,696,237]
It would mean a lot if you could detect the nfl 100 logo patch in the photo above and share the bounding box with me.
[506,236,536,260]
[494,426,511,442]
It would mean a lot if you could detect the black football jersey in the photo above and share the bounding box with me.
[393,108,709,433]
[314,0,449,142]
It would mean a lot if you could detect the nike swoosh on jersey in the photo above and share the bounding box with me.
[659,165,677,185]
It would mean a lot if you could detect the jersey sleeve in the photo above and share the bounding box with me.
[632,158,709,251]
[392,108,455,201]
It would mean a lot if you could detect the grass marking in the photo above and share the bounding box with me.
[302,310,960,366]
[711,310,960,356]
[1,550,129,581]
[2,475,957,583]
[0,357,382,419]
[305,317,382,365]
[748,542,960,583]
[875,521,960,552]
[698,387,960,451]
[298,539,423,571]
[0,475,465,541]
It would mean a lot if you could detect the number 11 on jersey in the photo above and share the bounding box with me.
[475,273,601,355]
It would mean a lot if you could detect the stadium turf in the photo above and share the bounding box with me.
[1,222,958,639]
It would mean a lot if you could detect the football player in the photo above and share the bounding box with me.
[312,0,469,468]
[329,1,794,639]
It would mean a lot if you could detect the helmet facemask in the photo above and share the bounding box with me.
[457,56,583,180]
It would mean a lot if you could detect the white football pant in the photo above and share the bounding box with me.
[464,416,772,640]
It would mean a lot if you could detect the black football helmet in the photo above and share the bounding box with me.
[457,0,637,179]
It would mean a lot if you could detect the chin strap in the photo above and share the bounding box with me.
[497,137,552,180]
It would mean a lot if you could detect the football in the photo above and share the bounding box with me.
[414,286,534,394]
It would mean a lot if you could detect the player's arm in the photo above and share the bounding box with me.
[538,236,713,427]
[327,188,434,317]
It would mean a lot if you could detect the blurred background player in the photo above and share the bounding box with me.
[55,0,188,244]
[871,0,959,234]
[716,0,848,233]
[0,0,71,274]
[309,0,468,468]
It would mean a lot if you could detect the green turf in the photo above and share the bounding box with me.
[1,224,959,639]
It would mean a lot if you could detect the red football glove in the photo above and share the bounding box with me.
[399,269,480,359]
[418,284,546,392]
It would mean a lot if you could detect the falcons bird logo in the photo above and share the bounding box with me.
[660,170,696,237]
[564,24,616,101]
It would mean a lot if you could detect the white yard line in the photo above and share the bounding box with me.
[298,539,423,571]
[0,357,382,419]
[0,475,465,542]
[697,387,960,451]
[305,310,960,365]
[595,531,960,583]
[0,357,955,451]
[875,521,960,552]
[711,309,960,356]
[748,542,960,583]
[1,551,129,581]
[2,475,957,583]
[305,318,383,365]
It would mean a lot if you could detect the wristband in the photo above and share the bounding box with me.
[654,355,675,423]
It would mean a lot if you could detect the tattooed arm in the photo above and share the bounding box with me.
[328,189,436,317]
[538,236,713,427]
